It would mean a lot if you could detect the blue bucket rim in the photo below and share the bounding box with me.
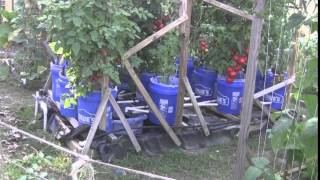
[149,76,179,95]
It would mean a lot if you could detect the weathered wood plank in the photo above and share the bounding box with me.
[109,95,141,152]
[233,0,266,179]
[99,77,108,131]
[183,77,210,136]
[123,59,181,146]
[124,15,188,59]
[175,0,193,127]
[81,88,111,155]
[204,0,253,21]
[253,75,295,99]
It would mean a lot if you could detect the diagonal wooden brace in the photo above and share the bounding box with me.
[109,95,142,152]
[183,77,210,136]
[124,15,188,59]
[204,0,254,21]
[81,89,111,155]
[123,59,182,146]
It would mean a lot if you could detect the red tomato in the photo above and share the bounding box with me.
[234,64,242,72]
[226,77,234,84]
[237,56,247,65]
[227,67,233,74]
[228,71,237,78]
[158,23,165,29]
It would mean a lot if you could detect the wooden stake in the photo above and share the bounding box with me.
[109,95,142,152]
[204,0,254,21]
[123,59,181,146]
[233,0,265,179]
[124,15,188,59]
[99,77,108,131]
[81,87,111,155]
[183,77,210,136]
[175,0,192,127]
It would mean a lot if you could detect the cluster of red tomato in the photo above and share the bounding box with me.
[153,15,170,31]
[226,48,249,84]
[199,39,208,52]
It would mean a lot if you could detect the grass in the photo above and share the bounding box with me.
[94,141,239,180]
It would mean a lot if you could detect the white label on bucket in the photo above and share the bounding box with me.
[265,92,284,104]
[159,99,169,117]
[217,91,229,106]
[195,84,212,96]
[168,106,174,113]
[78,109,95,124]
[231,92,240,110]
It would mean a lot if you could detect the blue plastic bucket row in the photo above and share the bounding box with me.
[50,61,121,132]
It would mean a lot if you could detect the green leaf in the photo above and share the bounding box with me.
[17,175,27,180]
[72,17,82,27]
[300,117,318,158]
[71,43,80,56]
[311,20,318,33]
[244,166,263,180]
[90,31,99,42]
[251,157,270,169]
[287,12,305,30]
[270,117,293,150]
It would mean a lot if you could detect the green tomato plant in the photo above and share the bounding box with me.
[190,0,252,74]
[136,0,180,82]
[40,0,152,98]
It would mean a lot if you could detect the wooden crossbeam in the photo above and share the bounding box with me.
[109,95,141,152]
[123,59,181,146]
[81,88,111,155]
[124,15,188,59]
[175,0,192,128]
[253,75,295,99]
[183,77,210,136]
[204,0,254,21]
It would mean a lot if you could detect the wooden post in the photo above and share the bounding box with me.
[109,95,142,152]
[81,78,111,155]
[175,0,192,128]
[183,77,210,136]
[233,0,265,179]
[123,59,181,146]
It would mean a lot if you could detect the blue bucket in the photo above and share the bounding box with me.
[217,74,245,115]
[175,56,195,81]
[148,76,179,125]
[113,114,147,135]
[263,69,287,111]
[58,72,78,119]
[191,67,218,101]
[50,62,63,102]
[77,89,117,133]
[255,68,265,93]
[136,72,156,101]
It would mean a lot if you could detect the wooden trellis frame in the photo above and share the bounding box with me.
[53,0,296,178]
